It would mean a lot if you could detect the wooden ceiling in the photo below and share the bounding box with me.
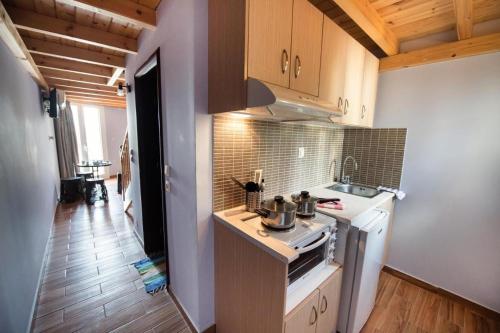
[1,0,162,109]
[311,0,500,69]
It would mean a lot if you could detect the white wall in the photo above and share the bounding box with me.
[375,53,500,312]
[125,0,213,330]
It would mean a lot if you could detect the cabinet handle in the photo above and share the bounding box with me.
[344,98,349,115]
[294,55,301,78]
[361,105,366,119]
[320,295,328,314]
[281,49,289,74]
[310,306,318,325]
[337,97,343,110]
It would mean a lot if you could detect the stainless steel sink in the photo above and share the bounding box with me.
[326,183,381,198]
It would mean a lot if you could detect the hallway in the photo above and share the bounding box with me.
[31,181,191,333]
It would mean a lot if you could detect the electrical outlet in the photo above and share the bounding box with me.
[298,147,305,158]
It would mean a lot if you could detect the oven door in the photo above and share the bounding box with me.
[287,231,331,286]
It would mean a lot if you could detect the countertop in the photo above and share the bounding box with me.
[213,182,394,263]
[299,182,395,228]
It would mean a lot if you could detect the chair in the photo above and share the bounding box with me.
[85,178,108,205]
[60,177,83,203]
[76,171,94,195]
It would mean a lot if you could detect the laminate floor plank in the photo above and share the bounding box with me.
[31,180,190,333]
[362,272,500,333]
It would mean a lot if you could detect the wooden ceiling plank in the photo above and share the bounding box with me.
[39,67,110,85]
[65,94,124,103]
[454,0,473,40]
[107,68,124,86]
[51,86,118,96]
[379,32,500,71]
[0,2,48,90]
[57,0,156,30]
[47,78,117,92]
[33,54,114,78]
[332,0,399,55]
[24,37,125,68]
[6,5,138,54]
[63,90,125,100]
[67,97,126,108]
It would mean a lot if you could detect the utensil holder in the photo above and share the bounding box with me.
[246,191,262,213]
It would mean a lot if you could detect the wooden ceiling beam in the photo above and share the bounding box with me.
[6,6,138,54]
[453,0,473,40]
[65,94,125,103]
[47,78,118,93]
[67,97,126,109]
[107,68,124,86]
[33,54,115,78]
[331,0,399,55]
[39,68,111,86]
[57,0,156,31]
[379,32,500,72]
[63,90,125,101]
[0,2,48,90]
[24,37,125,68]
[51,86,118,97]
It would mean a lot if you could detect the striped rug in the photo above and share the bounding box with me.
[132,256,168,294]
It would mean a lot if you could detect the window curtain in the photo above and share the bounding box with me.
[54,101,79,178]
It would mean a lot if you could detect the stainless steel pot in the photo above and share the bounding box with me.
[255,196,297,229]
[291,191,341,217]
[291,191,317,217]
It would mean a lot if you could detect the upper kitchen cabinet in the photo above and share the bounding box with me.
[289,0,324,96]
[247,0,293,88]
[319,18,380,128]
[360,50,380,128]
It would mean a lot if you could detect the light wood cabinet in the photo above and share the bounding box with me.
[247,0,293,88]
[342,38,366,126]
[289,0,324,96]
[285,289,320,333]
[316,268,343,333]
[319,18,348,112]
[360,50,380,128]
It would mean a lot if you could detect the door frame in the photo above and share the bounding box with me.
[134,48,170,282]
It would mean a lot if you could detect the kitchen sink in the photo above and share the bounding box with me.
[326,183,381,198]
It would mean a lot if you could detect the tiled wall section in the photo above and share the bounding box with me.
[213,116,344,211]
[342,128,407,189]
[213,116,407,211]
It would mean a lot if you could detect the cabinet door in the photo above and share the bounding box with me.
[289,0,324,96]
[319,18,348,111]
[247,0,293,88]
[285,289,320,333]
[341,38,365,126]
[316,268,343,333]
[360,50,379,128]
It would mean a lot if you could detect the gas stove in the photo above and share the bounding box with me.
[242,212,336,247]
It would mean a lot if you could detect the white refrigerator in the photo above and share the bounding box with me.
[337,209,390,333]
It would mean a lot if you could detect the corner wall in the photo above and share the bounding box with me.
[375,53,500,312]
[125,0,213,330]
[0,42,60,332]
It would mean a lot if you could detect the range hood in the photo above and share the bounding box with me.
[233,78,342,123]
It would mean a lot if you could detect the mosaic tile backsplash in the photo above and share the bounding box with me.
[213,116,407,211]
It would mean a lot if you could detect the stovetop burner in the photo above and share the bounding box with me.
[260,222,296,232]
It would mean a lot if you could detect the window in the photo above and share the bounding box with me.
[83,106,105,175]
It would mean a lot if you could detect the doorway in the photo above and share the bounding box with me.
[134,49,168,270]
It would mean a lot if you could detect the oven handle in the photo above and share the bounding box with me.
[296,232,331,254]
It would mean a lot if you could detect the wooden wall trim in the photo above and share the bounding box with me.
[379,32,500,72]
[382,266,500,321]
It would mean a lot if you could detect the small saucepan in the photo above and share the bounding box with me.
[291,191,340,217]
[255,196,297,230]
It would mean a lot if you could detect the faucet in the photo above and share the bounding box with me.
[341,156,358,184]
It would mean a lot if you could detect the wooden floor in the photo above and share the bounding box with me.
[31,180,191,333]
[362,271,500,333]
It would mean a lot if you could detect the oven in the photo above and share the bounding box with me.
[287,224,337,289]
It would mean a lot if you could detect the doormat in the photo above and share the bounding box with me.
[132,256,168,294]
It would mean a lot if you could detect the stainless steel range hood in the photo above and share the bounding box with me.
[233,78,342,123]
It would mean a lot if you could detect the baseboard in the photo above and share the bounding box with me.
[382,266,500,321]
[26,202,58,333]
[168,287,200,333]
[202,324,216,333]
